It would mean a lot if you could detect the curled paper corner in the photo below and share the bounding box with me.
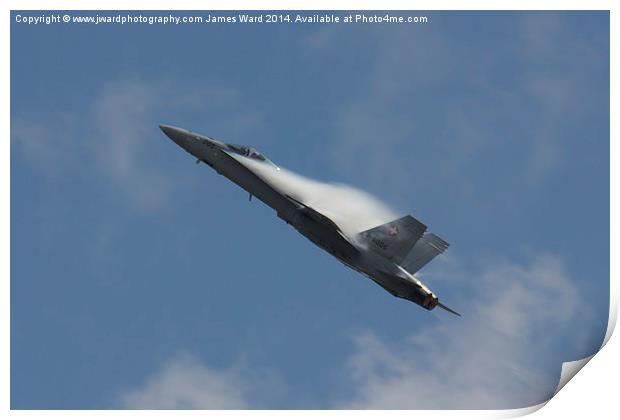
[494,355,596,419]
[553,355,595,396]
[551,291,618,396]
[529,295,618,413]
[493,295,617,418]
[496,401,547,418]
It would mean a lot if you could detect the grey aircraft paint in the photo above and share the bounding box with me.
[160,124,459,316]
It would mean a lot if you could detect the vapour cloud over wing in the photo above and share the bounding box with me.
[232,154,398,236]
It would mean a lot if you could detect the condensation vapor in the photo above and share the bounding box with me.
[235,156,398,237]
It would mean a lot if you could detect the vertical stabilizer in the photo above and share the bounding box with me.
[358,215,427,264]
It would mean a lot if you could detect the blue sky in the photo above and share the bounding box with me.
[11,11,609,409]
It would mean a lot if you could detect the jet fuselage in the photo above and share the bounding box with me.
[160,124,443,312]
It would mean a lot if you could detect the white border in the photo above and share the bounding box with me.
[4,1,616,419]
[0,1,617,11]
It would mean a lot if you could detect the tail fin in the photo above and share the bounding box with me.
[358,215,427,264]
[401,232,450,274]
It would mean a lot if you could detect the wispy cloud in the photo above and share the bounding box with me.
[89,80,176,209]
[327,26,454,196]
[118,255,597,409]
[118,353,249,409]
[117,352,286,409]
[316,13,606,202]
[302,24,341,51]
[336,255,593,409]
[516,14,606,184]
[11,79,263,210]
[11,113,79,169]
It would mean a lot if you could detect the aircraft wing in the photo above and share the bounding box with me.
[284,195,360,257]
[285,195,342,233]
[400,232,450,274]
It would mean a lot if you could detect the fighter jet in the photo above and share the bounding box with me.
[160,124,459,316]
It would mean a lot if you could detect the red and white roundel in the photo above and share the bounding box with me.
[388,225,399,237]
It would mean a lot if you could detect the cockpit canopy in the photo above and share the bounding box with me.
[226,143,267,162]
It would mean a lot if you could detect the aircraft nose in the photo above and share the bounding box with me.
[159,124,187,146]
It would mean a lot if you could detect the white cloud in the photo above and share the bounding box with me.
[323,13,605,200]
[118,353,250,409]
[118,352,286,409]
[516,14,604,184]
[328,27,454,195]
[12,79,263,210]
[302,24,340,51]
[117,255,595,410]
[11,113,79,169]
[88,80,174,210]
[337,255,592,409]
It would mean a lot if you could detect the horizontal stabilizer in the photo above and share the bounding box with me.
[401,232,450,274]
[359,215,427,264]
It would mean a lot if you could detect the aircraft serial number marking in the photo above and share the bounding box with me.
[372,238,388,250]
